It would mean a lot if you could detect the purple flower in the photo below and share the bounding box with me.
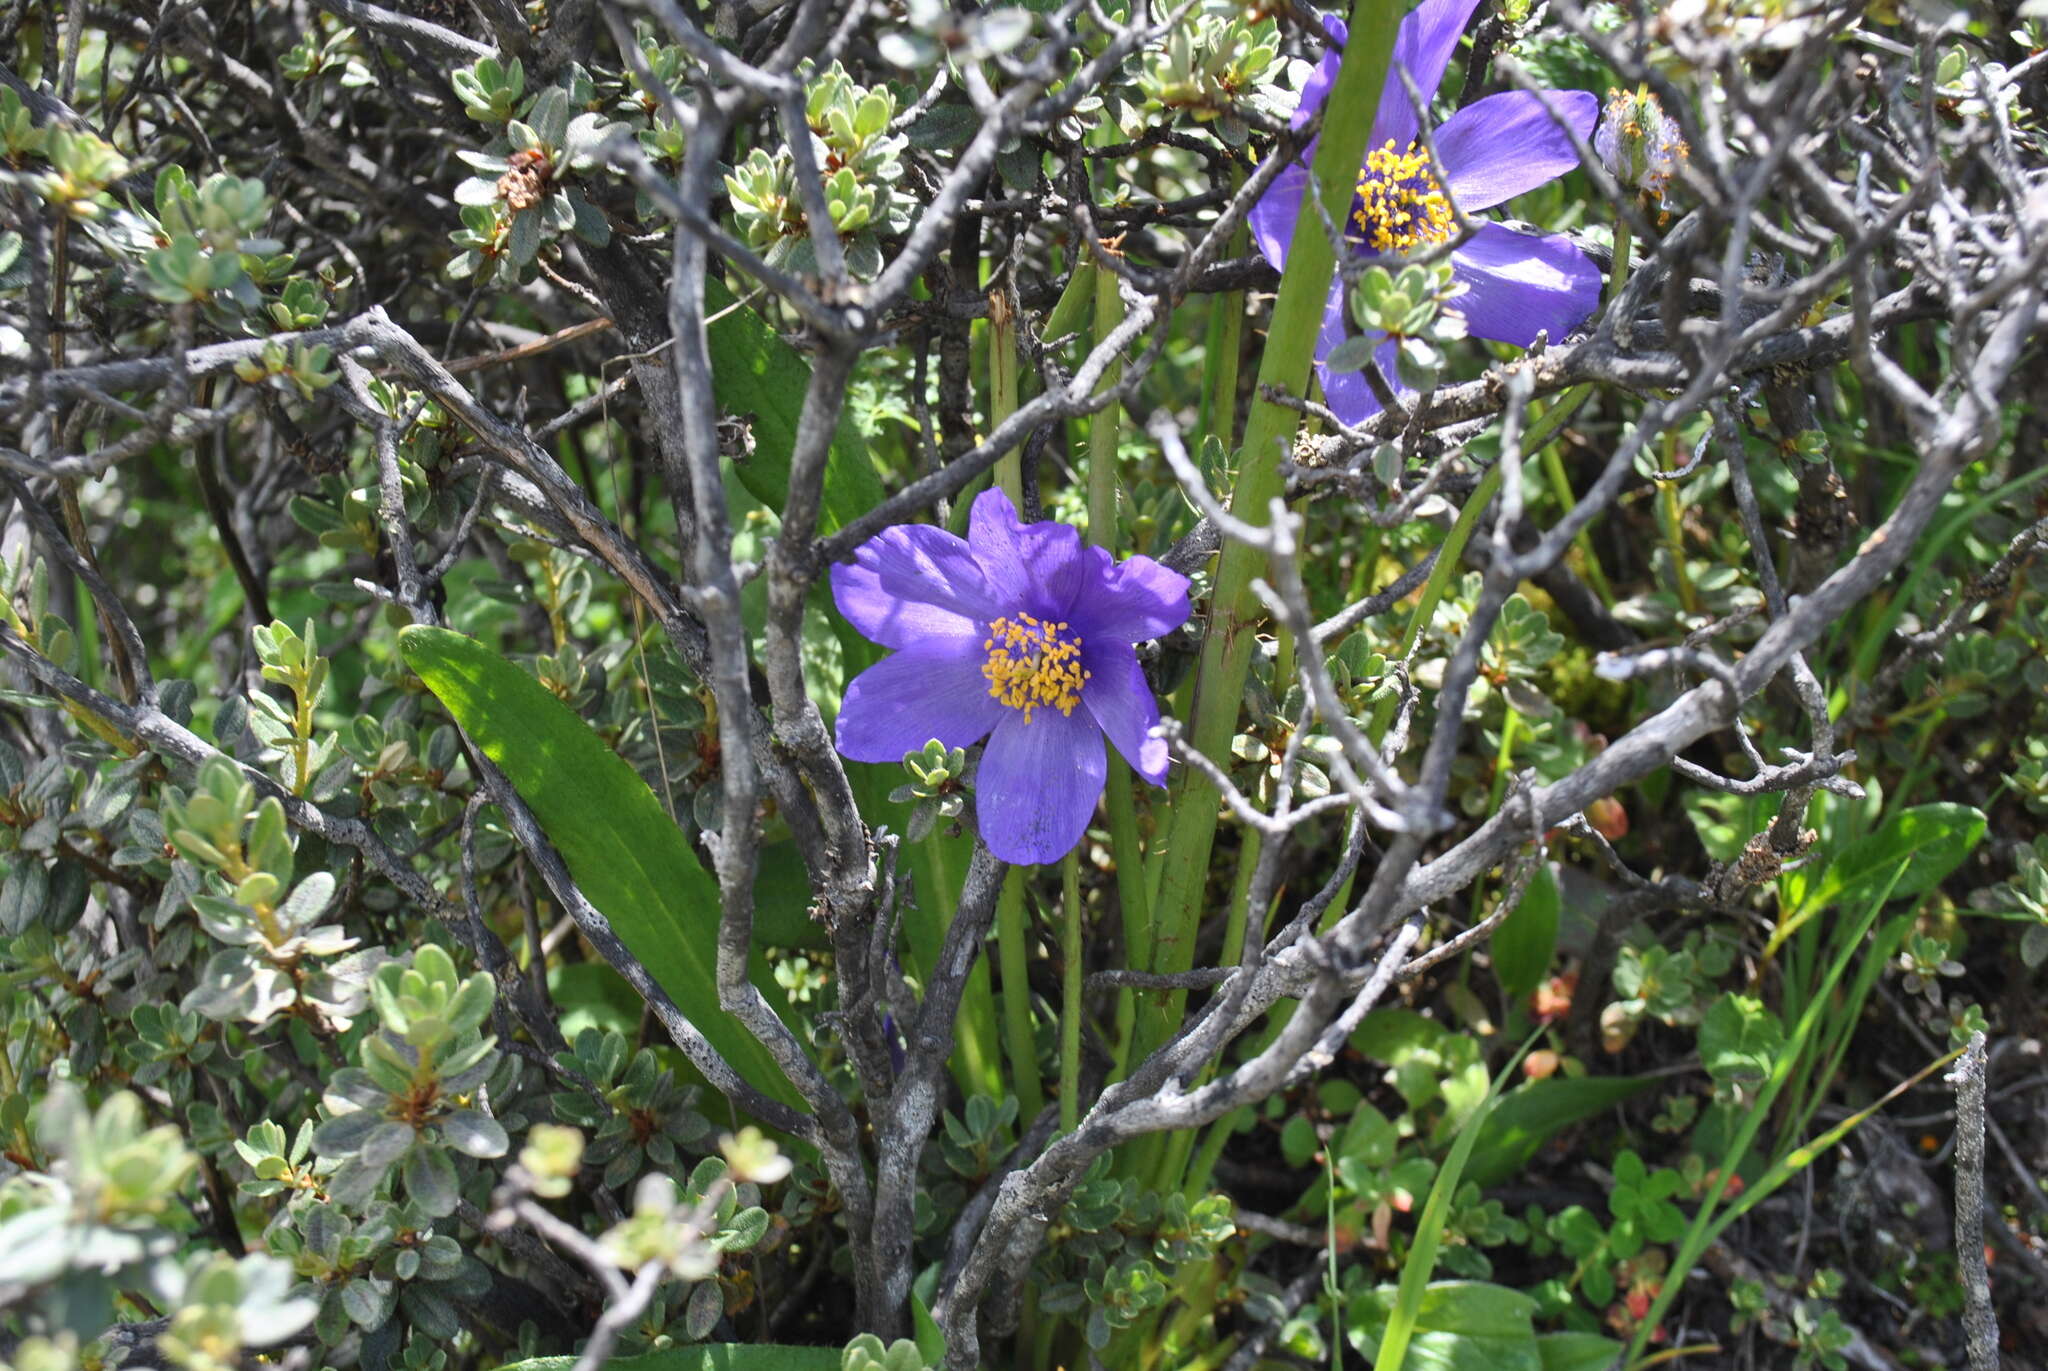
[1250,0,1602,425]
[832,489,1191,865]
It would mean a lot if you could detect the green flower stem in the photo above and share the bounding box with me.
[1181,1104,1241,1198]
[943,279,1029,536]
[1131,0,1401,1080]
[1059,851,1083,1131]
[1347,523,1383,601]
[1144,827,1263,1188]
[1367,465,1496,744]
[981,274,1039,1119]
[1467,705,1521,923]
[1155,1261,1225,1370]
[990,287,1023,507]
[1081,241,1157,1080]
[1220,829,1263,967]
[1609,207,1632,303]
[1660,461,1697,616]
[1196,161,1250,448]
[1539,444,1614,604]
[995,866,1044,1121]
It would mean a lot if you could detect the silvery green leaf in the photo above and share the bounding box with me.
[401,1143,459,1217]
[418,1233,464,1281]
[602,1145,641,1191]
[1323,334,1379,374]
[311,1109,384,1157]
[996,139,1040,192]
[906,104,977,150]
[276,871,336,930]
[508,209,541,266]
[845,234,883,281]
[1503,680,1557,717]
[568,190,610,247]
[440,1109,509,1158]
[340,1276,394,1329]
[404,1286,463,1341]
[718,1206,769,1252]
[358,1121,414,1171]
[563,113,624,169]
[0,860,49,934]
[526,87,570,150]
[543,190,576,232]
[685,1279,723,1339]
[0,1207,73,1284]
[971,7,1032,54]
[877,29,937,67]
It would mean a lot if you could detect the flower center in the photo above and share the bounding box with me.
[981,613,1089,723]
[1352,140,1455,255]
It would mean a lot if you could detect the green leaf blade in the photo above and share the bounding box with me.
[398,625,802,1109]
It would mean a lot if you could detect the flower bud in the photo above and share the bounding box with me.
[1594,88,1688,203]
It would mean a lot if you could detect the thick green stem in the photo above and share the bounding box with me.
[1144,828,1263,1189]
[1660,462,1697,616]
[1540,444,1614,604]
[1610,210,1632,303]
[1133,0,1402,1072]
[1468,706,1521,922]
[1059,851,1083,1132]
[1083,244,1156,1075]
[989,287,1022,506]
[995,867,1043,1121]
[1196,161,1249,448]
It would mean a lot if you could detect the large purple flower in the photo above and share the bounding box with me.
[832,489,1191,866]
[1250,0,1602,424]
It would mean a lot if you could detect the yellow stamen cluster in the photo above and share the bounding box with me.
[1352,140,1456,255]
[981,613,1089,723]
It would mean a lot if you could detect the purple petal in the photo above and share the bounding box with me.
[1080,640,1168,785]
[1313,279,1398,429]
[1289,14,1348,132]
[831,521,999,649]
[1436,90,1599,213]
[966,488,1086,620]
[1447,222,1602,348]
[1249,156,1311,271]
[1374,0,1489,150]
[835,642,1006,763]
[1066,547,1191,645]
[975,706,1106,865]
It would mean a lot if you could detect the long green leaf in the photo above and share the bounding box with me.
[399,625,802,1107]
[1370,1036,1534,1371]
[706,274,882,534]
[1771,802,1984,955]
[1464,1074,1654,1189]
